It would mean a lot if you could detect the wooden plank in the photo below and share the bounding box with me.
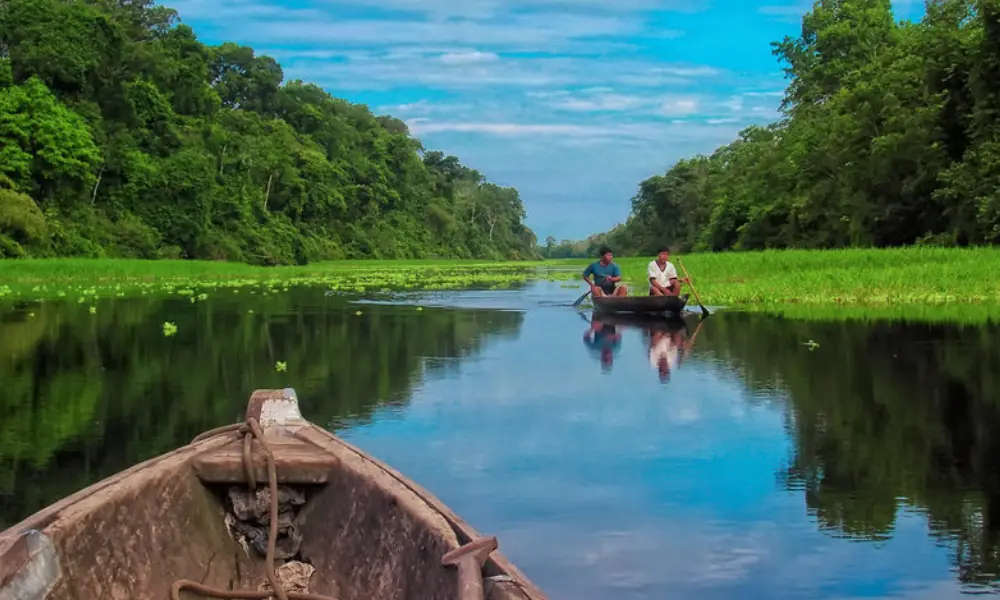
[191,436,339,484]
[0,533,29,588]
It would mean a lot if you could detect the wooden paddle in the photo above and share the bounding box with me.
[572,288,593,308]
[676,257,710,317]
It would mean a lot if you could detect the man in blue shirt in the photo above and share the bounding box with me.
[582,246,628,296]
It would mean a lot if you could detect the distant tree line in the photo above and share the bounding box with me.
[535,234,609,259]
[585,0,1000,256]
[0,0,538,263]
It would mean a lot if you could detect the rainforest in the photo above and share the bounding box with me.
[0,0,539,265]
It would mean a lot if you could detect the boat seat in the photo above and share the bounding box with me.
[191,436,340,484]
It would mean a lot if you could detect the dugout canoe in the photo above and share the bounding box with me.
[0,388,548,600]
[592,293,689,315]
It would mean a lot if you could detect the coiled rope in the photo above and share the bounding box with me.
[170,418,337,600]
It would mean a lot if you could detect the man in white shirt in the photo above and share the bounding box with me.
[647,247,689,296]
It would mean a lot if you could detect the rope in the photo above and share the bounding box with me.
[171,418,337,600]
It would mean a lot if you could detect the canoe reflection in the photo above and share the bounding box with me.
[584,312,704,382]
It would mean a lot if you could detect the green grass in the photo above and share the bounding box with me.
[546,246,1000,320]
[0,257,553,303]
[726,303,1000,325]
[3,248,999,323]
[0,257,547,282]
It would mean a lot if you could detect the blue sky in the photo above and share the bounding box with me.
[169,0,926,241]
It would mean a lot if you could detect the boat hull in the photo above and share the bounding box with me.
[592,293,689,315]
[0,388,548,600]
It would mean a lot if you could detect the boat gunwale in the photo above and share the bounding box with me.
[0,432,235,566]
[0,394,549,600]
[302,426,548,599]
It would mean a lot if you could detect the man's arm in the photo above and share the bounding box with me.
[649,277,669,294]
[666,264,688,288]
[582,264,599,290]
[606,263,622,283]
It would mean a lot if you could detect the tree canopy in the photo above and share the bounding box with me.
[595,0,1000,256]
[0,0,538,263]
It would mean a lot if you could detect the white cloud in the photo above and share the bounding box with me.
[658,96,700,116]
[272,49,721,92]
[757,3,810,19]
[540,88,781,120]
[406,118,759,146]
[313,0,710,19]
[407,121,618,137]
[181,9,654,49]
[377,100,478,116]
[552,93,645,112]
[743,90,785,98]
[438,50,499,65]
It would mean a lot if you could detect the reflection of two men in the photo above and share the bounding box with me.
[582,317,688,382]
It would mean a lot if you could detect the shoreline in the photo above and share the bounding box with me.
[2,248,999,323]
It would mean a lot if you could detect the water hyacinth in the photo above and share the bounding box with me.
[0,258,540,305]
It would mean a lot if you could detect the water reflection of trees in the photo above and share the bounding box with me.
[697,313,1000,590]
[0,290,523,527]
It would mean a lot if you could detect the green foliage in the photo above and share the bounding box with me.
[599,0,1000,255]
[0,190,50,257]
[0,0,537,264]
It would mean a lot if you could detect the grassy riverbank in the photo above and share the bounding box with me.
[550,246,1000,305]
[3,247,999,318]
[0,258,552,302]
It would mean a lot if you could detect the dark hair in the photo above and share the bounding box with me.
[598,246,612,256]
[657,246,670,254]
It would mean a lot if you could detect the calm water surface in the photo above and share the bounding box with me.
[2,281,999,600]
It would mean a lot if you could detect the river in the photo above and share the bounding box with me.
[1,280,998,599]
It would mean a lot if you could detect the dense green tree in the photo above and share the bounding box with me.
[592,0,1000,255]
[0,0,537,263]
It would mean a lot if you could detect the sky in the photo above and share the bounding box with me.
[168,0,926,242]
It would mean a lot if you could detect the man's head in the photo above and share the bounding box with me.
[657,246,670,263]
[598,246,613,264]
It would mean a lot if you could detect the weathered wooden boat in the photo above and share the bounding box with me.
[592,293,689,315]
[0,388,548,600]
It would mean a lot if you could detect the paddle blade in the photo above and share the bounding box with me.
[572,290,592,307]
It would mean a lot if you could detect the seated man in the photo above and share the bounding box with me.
[647,246,689,296]
[582,246,628,296]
